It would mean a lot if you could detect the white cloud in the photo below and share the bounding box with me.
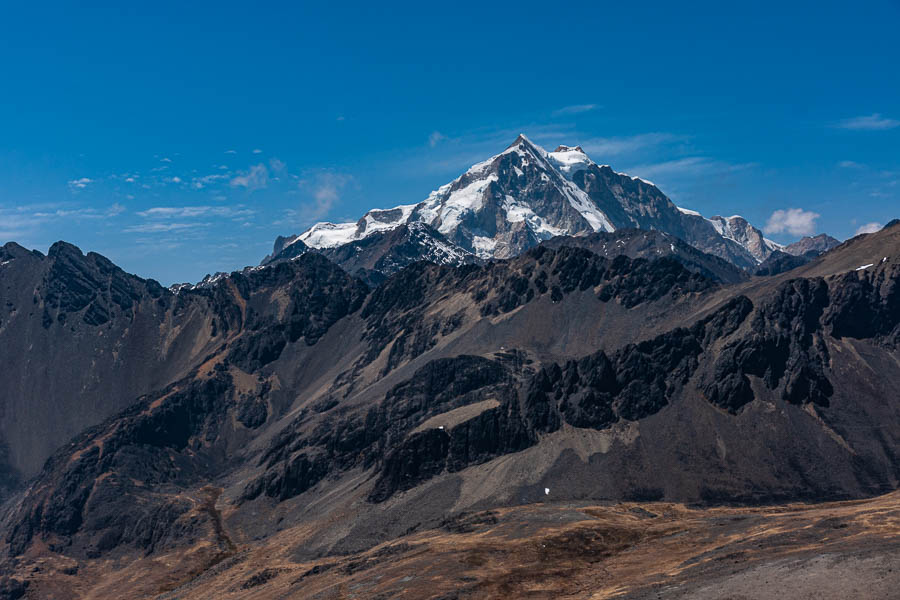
[281,172,353,227]
[33,204,125,219]
[836,113,899,131]
[855,222,883,235]
[68,177,93,190]
[224,149,237,154]
[230,164,269,190]
[160,157,172,163]
[124,222,209,233]
[269,158,286,173]
[191,173,229,189]
[252,148,262,154]
[764,208,820,236]
[136,206,254,219]
[428,131,446,148]
[627,156,756,179]
[553,103,599,116]
[838,160,863,168]
[310,173,350,218]
[169,176,182,184]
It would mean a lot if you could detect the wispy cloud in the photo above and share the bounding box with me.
[269,158,286,174]
[626,156,756,178]
[428,131,446,148]
[0,202,125,242]
[855,222,883,235]
[838,160,864,168]
[191,173,229,189]
[124,222,210,233]
[136,206,254,219]
[580,133,684,161]
[308,173,351,218]
[280,172,354,228]
[230,164,269,190]
[252,148,262,154]
[32,203,124,219]
[836,113,899,131]
[553,104,599,116]
[68,177,93,190]
[764,208,820,236]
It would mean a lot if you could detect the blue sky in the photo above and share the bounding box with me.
[1,1,898,285]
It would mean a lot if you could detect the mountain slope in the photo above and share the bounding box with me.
[1,221,897,600]
[0,241,225,491]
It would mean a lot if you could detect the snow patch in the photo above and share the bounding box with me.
[299,222,359,248]
[855,263,874,271]
[676,206,702,217]
[471,235,498,257]
[548,147,592,179]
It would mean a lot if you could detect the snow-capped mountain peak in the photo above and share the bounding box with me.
[281,134,785,270]
[707,214,782,262]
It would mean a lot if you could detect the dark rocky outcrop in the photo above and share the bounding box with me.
[703,278,836,411]
[543,229,748,284]
[754,249,817,276]
[825,263,900,345]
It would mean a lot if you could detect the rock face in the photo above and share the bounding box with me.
[783,233,841,256]
[754,249,817,276]
[705,215,781,263]
[0,243,366,498]
[0,241,212,492]
[263,222,480,286]
[541,229,748,284]
[271,135,788,274]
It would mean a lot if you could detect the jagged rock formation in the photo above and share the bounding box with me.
[263,222,479,286]
[0,241,213,492]
[783,233,841,256]
[754,249,817,276]
[541,228,748,284]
